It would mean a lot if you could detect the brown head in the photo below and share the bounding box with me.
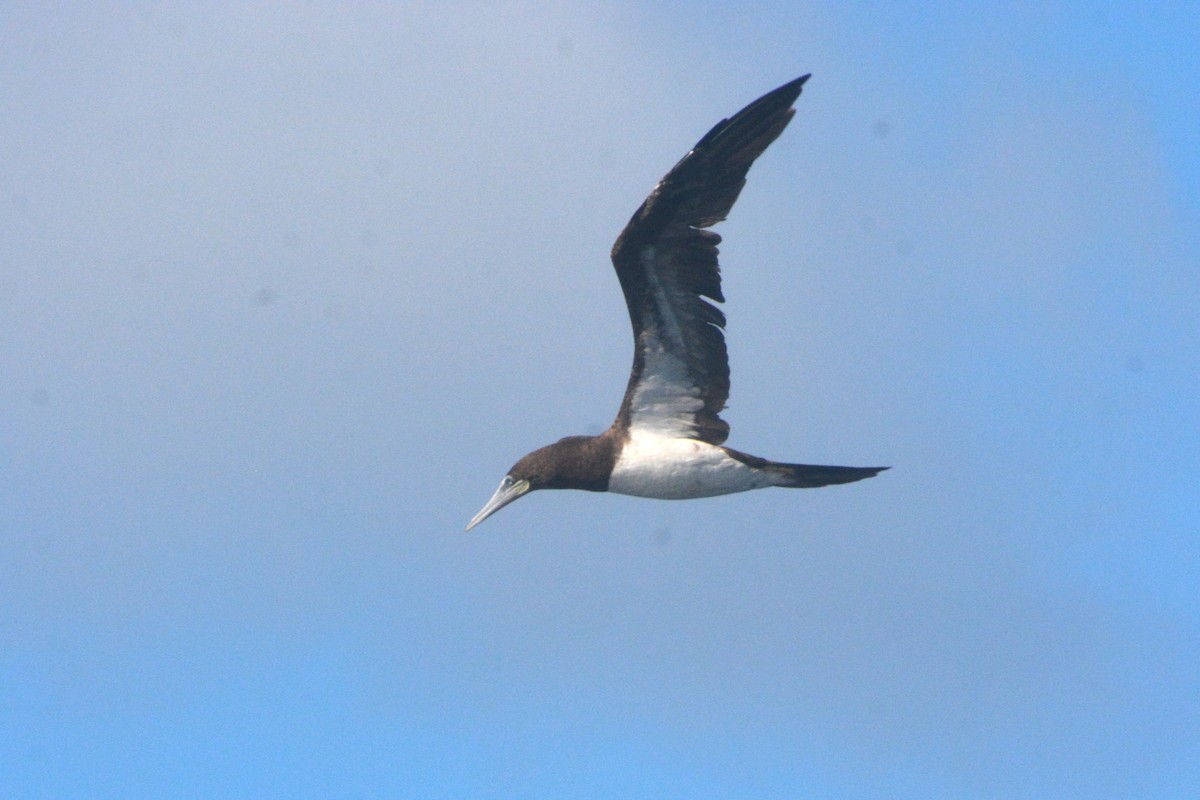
[465,433,619,530]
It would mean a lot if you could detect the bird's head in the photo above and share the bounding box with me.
[463,447,555,532]
[464,472,532,532]
[465,435,614,531]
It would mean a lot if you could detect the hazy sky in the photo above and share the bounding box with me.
[2,3,1198,798]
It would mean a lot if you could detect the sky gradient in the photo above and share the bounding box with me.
[2,3,1198,797]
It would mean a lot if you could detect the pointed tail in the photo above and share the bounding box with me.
[765,462,888,488]
[722,446,889,488]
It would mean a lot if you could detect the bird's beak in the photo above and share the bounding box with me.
[465,477,531,531]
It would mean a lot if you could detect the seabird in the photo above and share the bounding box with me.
[467,75,886,531]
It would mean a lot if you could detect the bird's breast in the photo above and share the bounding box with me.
[607,429,775,499]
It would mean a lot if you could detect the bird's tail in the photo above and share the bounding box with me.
[721,446,888,488]
[764,462,888,488]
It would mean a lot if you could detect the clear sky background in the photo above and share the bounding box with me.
[2,3,1197,798]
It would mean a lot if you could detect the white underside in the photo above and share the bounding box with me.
[607,429,776,499]
[624,338,706,439]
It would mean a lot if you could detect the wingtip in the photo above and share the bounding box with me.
[771,74,811,107]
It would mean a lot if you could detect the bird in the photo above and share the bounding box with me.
[467,75,886,531]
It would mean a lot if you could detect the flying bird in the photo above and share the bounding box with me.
[467,75,886,531]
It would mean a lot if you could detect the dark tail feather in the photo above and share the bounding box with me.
[766,462,888,488]
[721,446,889,488]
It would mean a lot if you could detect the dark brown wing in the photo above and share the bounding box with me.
[609,75,809,443]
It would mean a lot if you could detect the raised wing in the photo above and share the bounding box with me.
[610,75,808,443]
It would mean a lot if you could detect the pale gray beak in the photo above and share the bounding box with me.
[465,476,530,531]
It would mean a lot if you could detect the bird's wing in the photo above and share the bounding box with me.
[609,75,808,443]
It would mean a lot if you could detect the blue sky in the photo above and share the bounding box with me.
[2,2,1197,797]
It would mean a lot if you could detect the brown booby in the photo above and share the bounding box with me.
[467,75,886,531]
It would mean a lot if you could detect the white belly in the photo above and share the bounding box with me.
[607,430,775,499]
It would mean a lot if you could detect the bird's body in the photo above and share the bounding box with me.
[607,432,774,499]
[467,75,886,531]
